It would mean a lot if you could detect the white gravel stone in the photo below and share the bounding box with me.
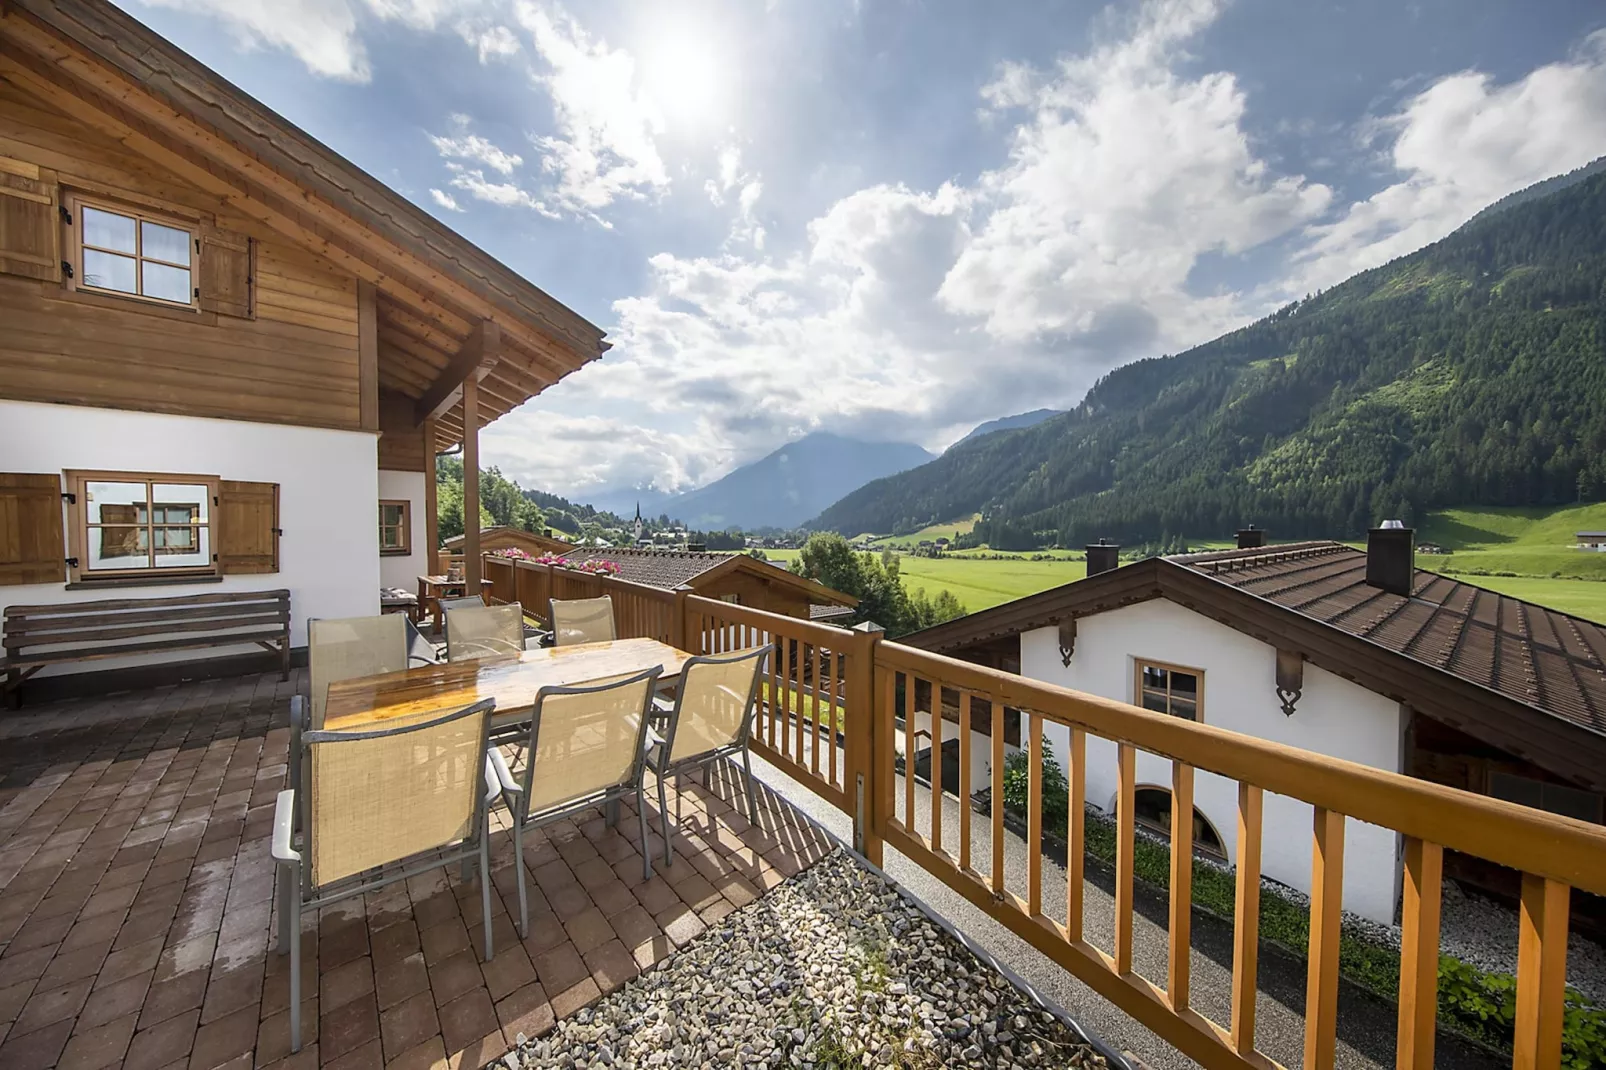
[510,848,1108,1069]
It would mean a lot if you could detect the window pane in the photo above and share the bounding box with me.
[380,526,402,549]
[82,207,136,253]
[154,526,197,550]
[1170,699,1197,721]
[1540,783,1603,823]
[153,484,210,522]
[1489,772,1545,810]
[90,526,149,569]
[141,221,191,265]
[83,249,137,293]
[1170,671,1198,698]
[142,263,192,304]
[1141,689,1169,714]
[86,481,148,523]
[380,504,405,525]
[154,526,209,568]
[1141,665,1168,691]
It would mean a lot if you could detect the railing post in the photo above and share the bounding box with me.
[845,621,884,866]
[670,585,694,652]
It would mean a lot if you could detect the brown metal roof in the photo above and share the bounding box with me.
[1172,542,1606,737]
[560,549,858,608]
[563,548,730,589]
[902,544,1606,791]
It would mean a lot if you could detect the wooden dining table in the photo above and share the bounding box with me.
[322,637,700,733]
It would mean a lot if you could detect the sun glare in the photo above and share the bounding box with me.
[637,17,730,134]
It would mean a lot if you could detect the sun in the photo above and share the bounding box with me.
[636,17,731,135]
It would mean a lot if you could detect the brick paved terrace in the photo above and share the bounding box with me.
[0,670,833,1070]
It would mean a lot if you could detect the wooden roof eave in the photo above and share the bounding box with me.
[0,1,608,431]
[2,1,606,362]
[693,556,859,608]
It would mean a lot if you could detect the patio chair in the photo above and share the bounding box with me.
[488,667,662,935]
[445,602,530,662]
[272,697,500,1052]
[291,615,438,810]
[548,595,616,646]
[645,647,770,869]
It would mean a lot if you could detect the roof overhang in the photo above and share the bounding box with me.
[692,556,860,608]
[0,0,608,444]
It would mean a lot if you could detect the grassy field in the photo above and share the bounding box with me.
[766,548,1083,612]
[857,514,980,549]
[770,502,1606,622]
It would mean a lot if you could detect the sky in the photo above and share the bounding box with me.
[116,0,1606,502]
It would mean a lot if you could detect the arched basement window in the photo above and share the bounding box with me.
[1131,785,1226,859]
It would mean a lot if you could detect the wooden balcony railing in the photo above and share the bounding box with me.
[479,552,1606,1070]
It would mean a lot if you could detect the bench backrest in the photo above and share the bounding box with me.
[3,589,292,654]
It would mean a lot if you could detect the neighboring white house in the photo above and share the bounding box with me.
[904,531,1606,926]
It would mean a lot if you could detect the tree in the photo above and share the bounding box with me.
[790,533,967,637]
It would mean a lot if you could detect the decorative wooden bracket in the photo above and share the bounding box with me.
[1276,647,1304,717]
[1058,617,1077,667]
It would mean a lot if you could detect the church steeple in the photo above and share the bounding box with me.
[633,502,643,543]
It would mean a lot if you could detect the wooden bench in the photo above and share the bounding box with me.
[2,589,291,708]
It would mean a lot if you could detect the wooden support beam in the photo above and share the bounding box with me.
[416,319,499,426]
[462,372,481,591]
[357,280,379,432]
[424,416,439,574]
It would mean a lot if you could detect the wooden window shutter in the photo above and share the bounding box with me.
[0,169,61,283]
[217,481,279,574]
[198,225,253,318]
[0,474,66,586]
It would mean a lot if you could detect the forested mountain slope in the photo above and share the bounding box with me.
[811,167,1606,546]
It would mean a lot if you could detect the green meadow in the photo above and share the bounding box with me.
[773,502,1606,623]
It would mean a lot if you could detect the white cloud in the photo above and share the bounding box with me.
[514,1,671,218]
[429,188,464,211]
[1291,30,1606,293]
[428,116,525,174]
[494,0,1340,497]
[940,0,1331,346]
[460,22,520,62]
[135,0,487,81]
[442,164,561,218]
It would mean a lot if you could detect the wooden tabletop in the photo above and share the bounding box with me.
[322,637,698,731]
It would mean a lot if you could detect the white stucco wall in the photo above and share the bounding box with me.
[378,469,428,591]
[1,399,379,673]
[1019,599,1405,924]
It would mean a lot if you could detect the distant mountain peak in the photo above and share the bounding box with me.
[951,409,1065,450]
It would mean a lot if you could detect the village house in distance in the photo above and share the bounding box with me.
[905,526,1606,925]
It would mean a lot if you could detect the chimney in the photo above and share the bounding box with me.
[1236,525,1266,549]
[1085,538,1120,577]
[1366,521,1415,597]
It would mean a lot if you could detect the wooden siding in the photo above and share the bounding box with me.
[0,75,362,430]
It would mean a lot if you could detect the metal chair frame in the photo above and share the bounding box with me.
[646,647,770,870]
[271,697,499,1053]
[489,667,662,937]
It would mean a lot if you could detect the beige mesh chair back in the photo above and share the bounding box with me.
[445,602,527,662]
[489,667,662,934]
[647,647,770,868]
[272,697,498,1053]
[665,650,768,765]
[549,596,616,646]
[308,614,408,727]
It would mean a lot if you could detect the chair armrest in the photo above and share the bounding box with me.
[487,746,520,797]
[271,790,300,864]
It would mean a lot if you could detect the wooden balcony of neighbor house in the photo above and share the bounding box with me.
[0,553,1603,1070]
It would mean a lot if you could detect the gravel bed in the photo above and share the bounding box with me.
[505,848,1110,1069]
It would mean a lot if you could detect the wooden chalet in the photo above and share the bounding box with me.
[558,548,859,622]
[0,0,605,694]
